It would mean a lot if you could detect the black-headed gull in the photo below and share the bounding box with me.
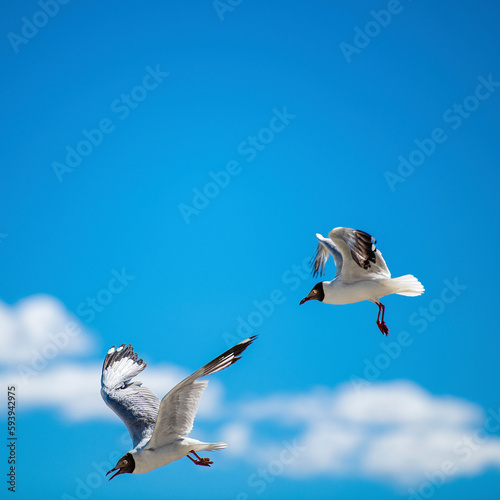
[300,227,424,335]
[101,336,256,479]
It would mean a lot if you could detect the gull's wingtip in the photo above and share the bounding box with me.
[101,343,145,376]
[231,335,257,362]
[237,335,258,348]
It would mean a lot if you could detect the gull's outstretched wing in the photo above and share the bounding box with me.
[311,233,344,278]
[328,227,391,282]
[101,344,160,450]
[146,336,256,450]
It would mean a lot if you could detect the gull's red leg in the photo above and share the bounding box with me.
[187,450,213,467]
[376,302,389,336]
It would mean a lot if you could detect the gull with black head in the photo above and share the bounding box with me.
[101,337,256,479]
[300,227,424,335]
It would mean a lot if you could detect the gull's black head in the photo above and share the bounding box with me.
[107,453,135,480]
[300,282,325,305]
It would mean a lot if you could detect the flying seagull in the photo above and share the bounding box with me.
[300,227,424,335]
[101,336,256,479]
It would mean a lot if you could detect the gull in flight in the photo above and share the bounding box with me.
[101,336,256,479]
[300,227,424,335]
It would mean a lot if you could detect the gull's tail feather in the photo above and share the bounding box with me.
[199,442,227,452]
[389,274,425,296]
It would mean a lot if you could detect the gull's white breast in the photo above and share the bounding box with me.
[323,278,392,305]
[132,440,186,474]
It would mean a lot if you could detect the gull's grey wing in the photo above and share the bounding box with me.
[101,344,160,450]
[311,233,343,278]
[328,227,391,282]
[145,336,256,450]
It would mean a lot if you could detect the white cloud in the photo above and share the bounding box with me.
[0,294,223,425]
[332,381,482,426]
[0,294,93,365]
[0,362,222,423]
[292,421,364,477]
[220,422,252,456]
[225,381,500,486]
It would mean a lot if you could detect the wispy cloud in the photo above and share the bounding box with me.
[0,362,221,421]
[0,295,93,365]
[0,294,223,423]
[222,381,500,485]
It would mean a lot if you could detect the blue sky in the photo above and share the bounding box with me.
[1,1,500,499]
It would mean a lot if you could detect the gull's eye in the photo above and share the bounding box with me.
[123,460,128,465]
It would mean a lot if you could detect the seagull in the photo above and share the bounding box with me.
[101,336,256,479]
[300,227,424,335]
